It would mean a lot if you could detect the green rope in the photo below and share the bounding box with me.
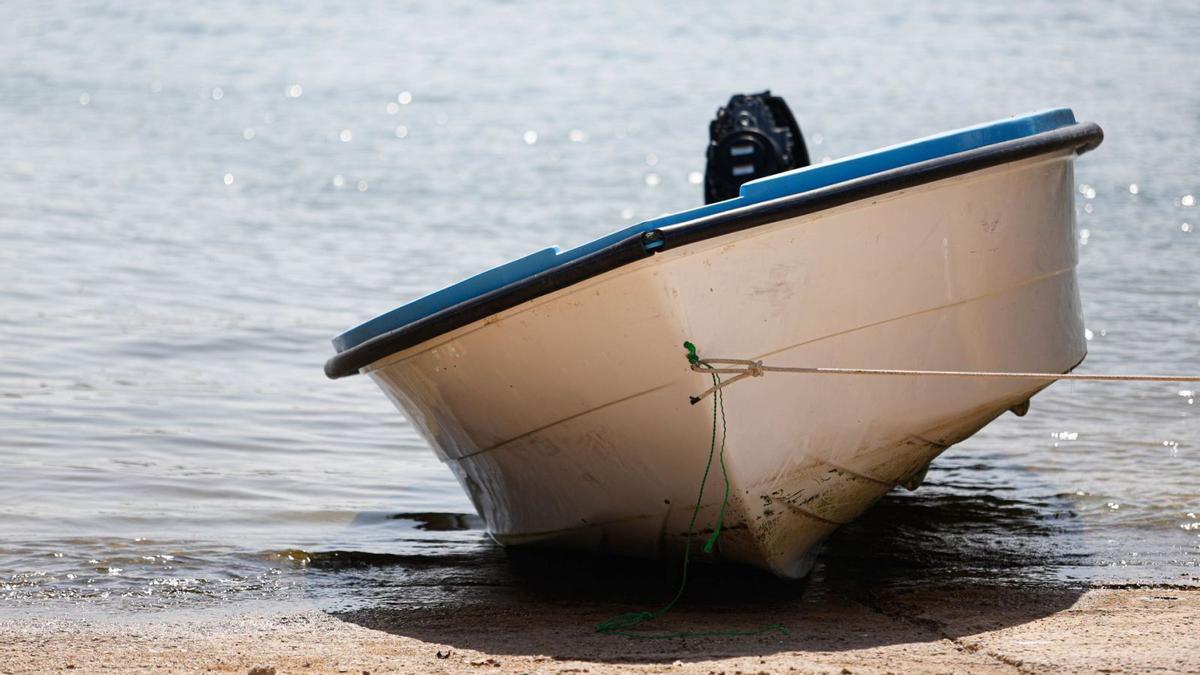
[594,342,787,640]
[703,373,730,555]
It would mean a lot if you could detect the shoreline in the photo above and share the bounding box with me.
[4,583,1198,673]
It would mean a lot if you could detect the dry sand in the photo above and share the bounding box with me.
[3,584,1198,674]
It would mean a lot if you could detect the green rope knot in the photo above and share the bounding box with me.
[683,340,700,365]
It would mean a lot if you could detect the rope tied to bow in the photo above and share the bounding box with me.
[687,357,1200,404]
[595,342,786,640]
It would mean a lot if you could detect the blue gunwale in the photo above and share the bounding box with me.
[333,108,1078,352]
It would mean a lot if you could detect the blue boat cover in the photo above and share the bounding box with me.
[333,108,1078,352]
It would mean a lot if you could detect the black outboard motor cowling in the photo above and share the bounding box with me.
[704,91,810,204]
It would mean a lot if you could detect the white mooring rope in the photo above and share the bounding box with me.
[688,358,1200,404]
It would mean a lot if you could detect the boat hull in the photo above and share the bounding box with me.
[364,151,1085,578]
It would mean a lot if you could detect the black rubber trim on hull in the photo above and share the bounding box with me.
[325,122,1103,379]
[324,235,655,378]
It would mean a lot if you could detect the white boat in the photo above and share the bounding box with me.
[326,109,1103,579]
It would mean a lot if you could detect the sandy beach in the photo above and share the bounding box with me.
[4,583,1197,674]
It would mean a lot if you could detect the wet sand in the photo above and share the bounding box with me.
[4,583,1197,674]
[5,503,1200,674]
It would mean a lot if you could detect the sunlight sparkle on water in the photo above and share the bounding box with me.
[523,130,538,145]
[7,5,1200,608]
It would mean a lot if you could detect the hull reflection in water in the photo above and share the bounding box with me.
[326,111,1104,578]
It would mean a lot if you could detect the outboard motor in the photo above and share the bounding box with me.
[704,91,810,204]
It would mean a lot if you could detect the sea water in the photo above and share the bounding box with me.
[1,1,1197,614]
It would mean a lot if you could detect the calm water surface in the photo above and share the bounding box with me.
[1,2,1198,613]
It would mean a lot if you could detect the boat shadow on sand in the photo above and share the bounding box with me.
[313,472,1089,663]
